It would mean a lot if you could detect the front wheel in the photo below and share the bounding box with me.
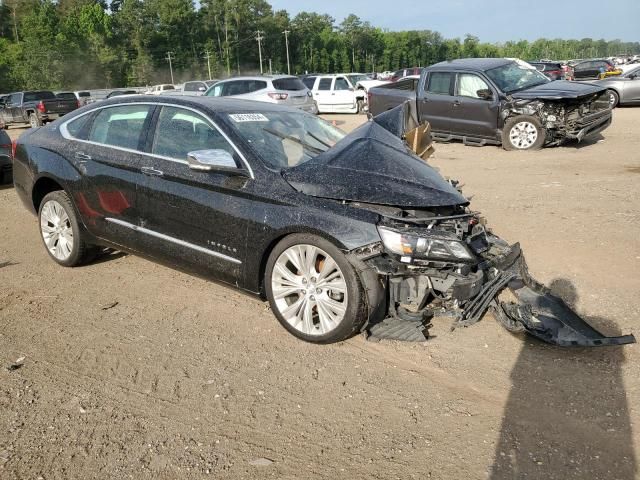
[502,115,546,151]
[608,89,619,108]
[265,234,367,344]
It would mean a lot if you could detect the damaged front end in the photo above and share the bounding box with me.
[356,207,634,347]
[505,86,612,146]
[350,102,633,347]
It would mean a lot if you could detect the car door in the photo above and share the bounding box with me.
[61,103,154,248]
[418,71,457,134]
[449,72,500,139]
[573,62,589,80]
[313,78,334,112]
[136,105,249,285]
[622,67,640,103]
[331,77,355,111]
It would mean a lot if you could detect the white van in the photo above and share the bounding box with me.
[302,75,362,114]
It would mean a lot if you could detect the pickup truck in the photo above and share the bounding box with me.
[368,58,612,150]
[0,90,79,129]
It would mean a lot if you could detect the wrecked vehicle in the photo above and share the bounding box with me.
[368,58,612,150]
[12,96,634,347]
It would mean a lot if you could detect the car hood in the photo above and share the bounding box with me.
[511,80,606,100]
[282,120,468,208]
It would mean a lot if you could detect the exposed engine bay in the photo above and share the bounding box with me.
[346,103,634,347]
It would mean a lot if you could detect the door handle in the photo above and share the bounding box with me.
[141,166,163,177]
[452,100,461,107]
[75,152,92,161]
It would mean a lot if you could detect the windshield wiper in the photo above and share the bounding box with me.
[306,131,332,149]
[263,127,326,155]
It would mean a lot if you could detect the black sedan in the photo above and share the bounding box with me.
[12,96,634,347]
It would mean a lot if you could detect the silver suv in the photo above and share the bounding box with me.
[205,75,317,114]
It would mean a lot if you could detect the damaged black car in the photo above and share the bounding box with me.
[12,96,634,347]
[368,58,612,150]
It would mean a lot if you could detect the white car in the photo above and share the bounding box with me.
[302,75,363,114]
[145,84,176,95]
[205,75,317,114]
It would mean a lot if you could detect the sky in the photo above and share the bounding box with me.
[268,0,639,43]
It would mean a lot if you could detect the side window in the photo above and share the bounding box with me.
[152,106,236,162]
[184,82,198,92]
[318,78,332,91]
[66,113,93,140]
[334,77,350,91]
[246,80,267,93]
[223,81,247,96]
[426,72,454,95]
[9,93,21,105]
[88,105,152,150]
[456,74,490,98]
[208,84,224,97]
[302,77,316,89]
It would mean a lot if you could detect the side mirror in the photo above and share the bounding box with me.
[477,89,493,100]
[187,149,246,175]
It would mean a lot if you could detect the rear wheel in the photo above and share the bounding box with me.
[265,234,367,344]
[502,115,545,151]
[608,89,619,108]
[38,191,95,267]
[29,113,42,128]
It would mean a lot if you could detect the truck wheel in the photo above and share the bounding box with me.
[265,234,367,344]
[29,113,42,128]
[356,99,365,114]
[607,90,619,108]
[502,115,545,151]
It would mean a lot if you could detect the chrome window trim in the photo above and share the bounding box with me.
[59,101,255,179]
[105,217,242,265]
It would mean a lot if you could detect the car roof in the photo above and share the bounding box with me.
[217,75,297,82]
[92,94,301,114]
[430,58,513,71]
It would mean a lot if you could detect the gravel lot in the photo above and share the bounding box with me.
[1,108,639,479]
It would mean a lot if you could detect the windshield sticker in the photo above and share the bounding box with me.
[229,113,269,122]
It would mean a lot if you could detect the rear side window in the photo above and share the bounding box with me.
[24,91,56,102]
[426,72,454,95]
[65,113,93,140]
[302,77,316,89]
[272,77,306,91]
[318,78,332,91]
[152,106,235,161]
[88,105,152,150]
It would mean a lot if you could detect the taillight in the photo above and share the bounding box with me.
[268,92,288,100]
[37,101,45,113]
[11,140,17,159]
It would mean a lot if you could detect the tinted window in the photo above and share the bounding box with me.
[456,74,489,98]
[184,82,204,92]
[56,92,76,100]
[426,72,454,95]
[162,85,175,91]
[88,105,151,150]
[66,113,93,140]
[334,78,350,91]
[152,106,235,161]
[77,91,91,97]
[318,78,332,91]
[24,91,56,102]
[302,77,316,89]
[221,80,267,96]
[272,77,306,91]
[9,93,21,104]
[246,80,267,93]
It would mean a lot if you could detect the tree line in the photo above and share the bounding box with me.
[0,0,638,91]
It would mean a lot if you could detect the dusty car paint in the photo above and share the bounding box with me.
[12,97,635,347]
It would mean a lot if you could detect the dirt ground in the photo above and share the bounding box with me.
[1,108,639,480]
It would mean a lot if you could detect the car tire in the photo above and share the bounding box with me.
[608,89,619,108]
[356,99,365,114]
[38,190,95,267]
[502,115,546,151]
[29,113,42,128]
[265,234,367,344]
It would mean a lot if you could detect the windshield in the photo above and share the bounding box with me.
[486,61,550,93]
[223,111,345,169]
[346,74,370,85]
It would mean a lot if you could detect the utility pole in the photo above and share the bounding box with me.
[165,51,175,84]
[255,30,264,74]
[283,29,291,75]
[203,50,213,80]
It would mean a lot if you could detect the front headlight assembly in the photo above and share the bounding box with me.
[377,225,474,262]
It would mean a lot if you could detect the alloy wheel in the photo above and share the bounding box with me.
[509,121,538,149]
[40,199,74,261]
[271,244,348,336]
